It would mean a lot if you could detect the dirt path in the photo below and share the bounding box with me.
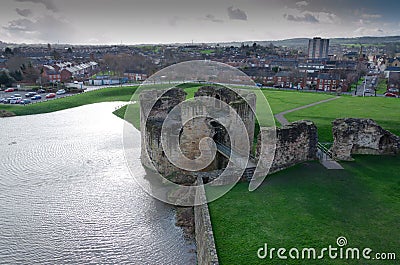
[274,96,344,170]
[274,96,341,126]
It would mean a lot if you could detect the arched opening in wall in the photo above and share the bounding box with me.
[215,94,221,108]
[210,119,230,170]
[379,134,394,153]
[178,127,184,146]
[210,120,224,144]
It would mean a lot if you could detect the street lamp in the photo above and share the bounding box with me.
[362,74,367,97]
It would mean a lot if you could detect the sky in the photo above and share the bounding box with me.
[0,0,399,45]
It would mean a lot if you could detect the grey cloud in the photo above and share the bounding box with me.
[3,18,34,32]
[361,13,382,19]
[15,0,58,12]
[16,8,32,17]
[284,13,319,23]
[204,14,223,23]
[227,6,247,20]
[3,15,77,43]
[296,1,309,7]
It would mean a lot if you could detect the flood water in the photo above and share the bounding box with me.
[0,102,196,264]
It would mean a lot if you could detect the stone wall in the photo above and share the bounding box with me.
[331,118,400,161]
[194,177,219,265]
[256,121,318,174]
[140,88,187,175]
[195,86,256,154]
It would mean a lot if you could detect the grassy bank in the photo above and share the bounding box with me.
[209,155,400,265]
[0,86,137,116]
[285,96,400,142]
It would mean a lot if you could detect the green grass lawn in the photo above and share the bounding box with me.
[262,90,335,114]
[181,85,335,115]
[0,86,137,116]
[285,96,400,142]
[200,49,215,55]
[208,155,400,265]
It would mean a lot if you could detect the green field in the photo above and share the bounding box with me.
[209,155,400,265]
[182,86,335,116]
[200,49,215,55]
[262,90,334,114]
[0,86,137,116]
[285,96,400,142]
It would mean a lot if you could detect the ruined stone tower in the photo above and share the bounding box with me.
[139,85,257,177]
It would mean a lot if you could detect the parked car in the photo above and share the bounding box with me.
[365,89,373,94]
[20,99,31,105]
[31,95,42,100]
[0,98,6,103]
[10,97,22,104]
[384,92,398,98]
[25,92,37,98]
[56,89,66,95]
[13,94,22,98]
[45,93,56,99]
[4,88,15,93]
[4,97,14,104]
[37,89,46,94]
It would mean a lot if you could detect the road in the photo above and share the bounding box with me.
[354,75,380,97]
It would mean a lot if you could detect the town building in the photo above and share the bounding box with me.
[316,73,340,91]
[308,37,330,60]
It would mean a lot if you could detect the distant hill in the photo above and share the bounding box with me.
[1,35,400,49]
[217,36,400,48]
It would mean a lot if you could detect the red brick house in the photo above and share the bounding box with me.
[273,71,292,87]
[316,73,340,91]
[41,65,61,83]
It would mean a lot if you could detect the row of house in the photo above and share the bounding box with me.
[243,67,346,91]
[41,61,99,83]
[123,71,148,81]
[274,71,343,91]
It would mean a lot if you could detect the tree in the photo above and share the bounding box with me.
[6,56,28,72]
[52,49,62,60]
[10,70,23,81]
[22,62,40,83]
[272,66,280,73]
[102,53,157,76]
[0,70,16,87]
[252,42,257,51]
[4,47,13,57]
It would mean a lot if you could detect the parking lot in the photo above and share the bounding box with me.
[0,89,79,105]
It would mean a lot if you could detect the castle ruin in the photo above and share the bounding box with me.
[140,86,256,177]
[140,85,319,181]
